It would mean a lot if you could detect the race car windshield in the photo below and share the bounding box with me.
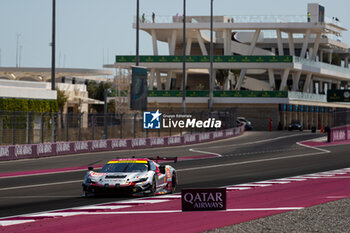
[100,163,149,173]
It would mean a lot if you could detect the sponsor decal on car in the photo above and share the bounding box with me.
[107,160,148,164]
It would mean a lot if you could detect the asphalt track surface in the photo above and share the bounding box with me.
[1,131,350,220]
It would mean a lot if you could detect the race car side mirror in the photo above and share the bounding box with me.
[88,166,94,171]
[159,165,166,174]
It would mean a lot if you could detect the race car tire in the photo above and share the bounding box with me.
[170,172,177,193]
[149,176,157,196]
[82,187,96,197]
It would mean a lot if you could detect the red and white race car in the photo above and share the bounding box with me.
[82,157,177,196]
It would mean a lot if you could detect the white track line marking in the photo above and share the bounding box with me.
[50,207,304,215]
[0,169,89,180]
[189,148,222,157]
[305,174,335,177]
[28,212,86,217]
[178,152,330,172]
[148,195,181,199]
[295,176,323,179]
[276,178,307,181]
[73,205,132,210]
[117,199,169,204]
[234,184,272,187]
[326,196,348,199]
[0,220,35,226]
[0,196,78,199]
[209,134,309,149]
[0,180,81,191]
[296,141,331,153]
[0,206,301,226]
[310,176,350,179]
[255,181,290,184]
[226,187,251,190]
[320,171,347,175]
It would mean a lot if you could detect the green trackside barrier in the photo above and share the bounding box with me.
[147,90,288,98]
[116,55,293,63]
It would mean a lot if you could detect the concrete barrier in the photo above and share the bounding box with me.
[0,126,245,161]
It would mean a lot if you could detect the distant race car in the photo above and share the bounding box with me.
[82,157,177,196]
[288,120,303,131]
[237,117,253,130]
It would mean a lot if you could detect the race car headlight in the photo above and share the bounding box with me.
[132,177,148,183]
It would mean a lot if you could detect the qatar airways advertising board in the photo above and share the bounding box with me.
[181,188,226,211]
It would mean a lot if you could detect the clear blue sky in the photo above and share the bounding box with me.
[0,0,349,69]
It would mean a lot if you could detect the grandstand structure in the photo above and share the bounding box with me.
[106,3,350,130]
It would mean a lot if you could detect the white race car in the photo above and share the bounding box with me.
[82,157,177,196]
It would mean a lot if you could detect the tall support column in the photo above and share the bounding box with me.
[156,71,162,90]
[169,30,177,55]
[168,38,171,54]
[235,70,247,90]
[227,30,231,54]
[248,29,260,54]
[319,81,324,93]
[181,72,188,90]
[308,48,313,59]
[186,38,192,55]
[345,56,349,68]
[196,30,208,55]
[300,29,311,58]
[151,29,159,55]
[268,69,276,90]
[276,29,284,55]
[288,32,294,56]
[311,33,321,60]
[292,71,302,91]
[319,50,323,62]
[328,51,333,64]
[303,73,312,92]
[166,71,173,90]
[148,69,155,90]
[271,47,276,55]
[310,79,314,93]
[235,29,261,90]
[223,30,228,55]
[224,71,234,90]
[279,69,290,91]
[224,72,231,91]
[336,82,341,89]
[223,29,231,55]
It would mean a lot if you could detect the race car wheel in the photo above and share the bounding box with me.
[147,176,157,196]
[82,187,95,197]
[170,173,177,193]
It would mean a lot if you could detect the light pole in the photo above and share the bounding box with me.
[51,0,57,142]
[16,33,21,68]
[51,0,56,91]
[136,0,139,66]
[19,45,22,67]
[209,0,214,110]
[182,0,186,113]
